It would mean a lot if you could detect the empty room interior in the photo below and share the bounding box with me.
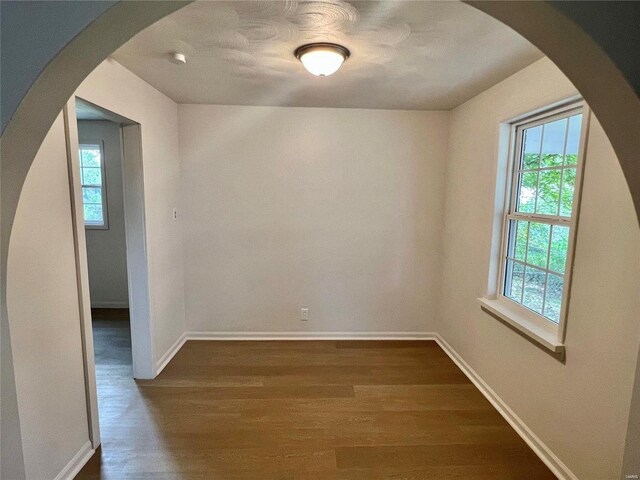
[76,100,134,374]
[1,1,639,480]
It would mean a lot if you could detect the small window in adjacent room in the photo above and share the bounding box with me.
[484,101,589,351]
[79,142,108,229]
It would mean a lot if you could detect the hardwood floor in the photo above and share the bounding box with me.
[90,308,132,366]
[77,330,555,479]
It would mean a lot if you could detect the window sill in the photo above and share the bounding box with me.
[477,297,565,355]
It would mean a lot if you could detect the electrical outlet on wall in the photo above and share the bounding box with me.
[172,208,178,220]
[300,308,309,321]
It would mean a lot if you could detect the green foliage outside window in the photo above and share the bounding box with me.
[518,154,576,217]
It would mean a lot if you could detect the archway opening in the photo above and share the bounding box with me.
[2,2,638,479]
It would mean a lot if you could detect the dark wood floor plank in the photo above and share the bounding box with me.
[137,384,356,400]
[76,315,555,479]
[335,444,544,469]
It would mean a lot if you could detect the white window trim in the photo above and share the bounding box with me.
[479,99,591,355]
[79,140,109,230]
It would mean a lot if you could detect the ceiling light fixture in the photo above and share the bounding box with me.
[170,52,187,65]
[295,43,350,77]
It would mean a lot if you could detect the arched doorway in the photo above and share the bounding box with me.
[2,2,638,478]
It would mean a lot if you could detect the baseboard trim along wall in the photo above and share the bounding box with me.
[433,333,578,480]
[155,332,188,376]
[54,441,94,480]
[187,331,438,341]
[90,301,129,309]
[148,330,577,480]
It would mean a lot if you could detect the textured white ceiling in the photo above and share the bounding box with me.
[113,0,543,110]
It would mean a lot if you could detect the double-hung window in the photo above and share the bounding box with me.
[493,101,588,349]
[79,142,108,229]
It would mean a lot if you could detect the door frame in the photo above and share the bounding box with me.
[63,97,155,448]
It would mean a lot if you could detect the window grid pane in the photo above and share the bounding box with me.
[503,110,582,325]
[514,220,527,261]
[560,167,576,217]
[565,114,582,165]
[536,169,561,216]
[549,225,569,273]
[544,273,564,323]
[518,172,537,213]
[526,222,550,269]
[505,260,524,302]
[83,203,103,223]
[82,167,102,186]
[522,265,545,314]
[522,125,541,169]
[80,146,101,167]
[540,117,567,168]
[79,145,106,226]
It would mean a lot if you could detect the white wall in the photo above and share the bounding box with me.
[78,120,129,308]
[7,114,90,479]
[179,105,448,334]
[439,57,640,479]
[75,59,186,362]
[3,58,187,478]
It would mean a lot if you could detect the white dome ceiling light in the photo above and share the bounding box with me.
[295,43,350,77]
[170,52,187,65]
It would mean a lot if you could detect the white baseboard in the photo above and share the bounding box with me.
[90,301,129,309]
[187,331,437,341]
[433,333,577,480]
[54,441,94,480]
[155,332,187,376]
